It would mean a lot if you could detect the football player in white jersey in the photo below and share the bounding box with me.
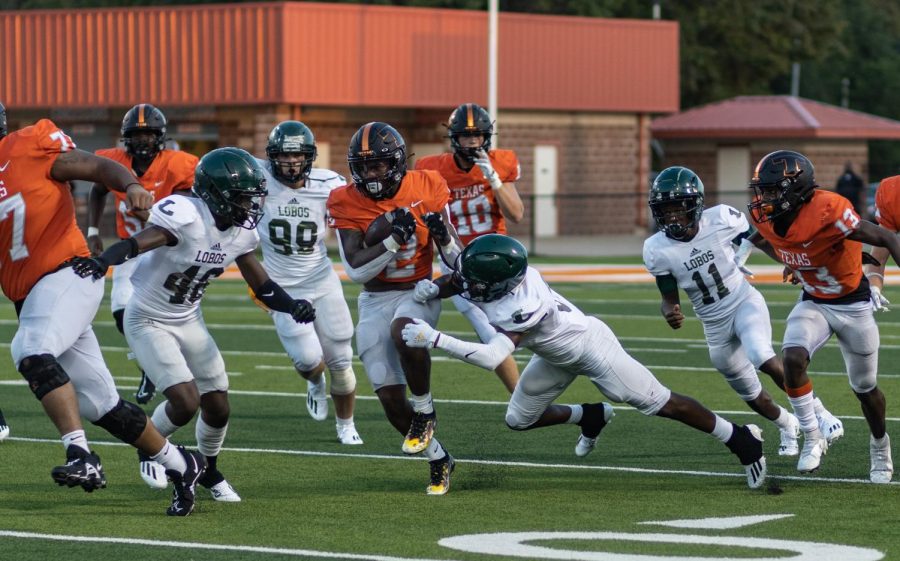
[403,234,768,489]
[642,167,842,457]
[74,148,316,502]
[255,121,362,445]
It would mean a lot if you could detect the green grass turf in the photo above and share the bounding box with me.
[0,275,897,560]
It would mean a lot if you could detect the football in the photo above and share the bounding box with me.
[364,211,394,248]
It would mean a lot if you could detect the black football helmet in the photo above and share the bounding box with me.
[265,120,317,183]
[121,103,167,159]
[0,101,6,139]
[192,147,268,229]
[747,150,817,223]
[347,122,407,200]
[648,166,705,240]
[447,103,494,162]
[456,234,528,302]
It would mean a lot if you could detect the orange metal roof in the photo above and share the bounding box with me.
[651,95,900,139]
[1,2,678,113]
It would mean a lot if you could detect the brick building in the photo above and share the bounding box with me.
[651,96,900,214]
[1,2,678,238]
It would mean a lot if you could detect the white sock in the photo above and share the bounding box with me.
[336,416,354,428]
[151,440,187,473]
[150,401,181,437]
[710,415,734,442]
[424,437,447,461]
[195,416,228,458]
[411,393,434,415]
[872,433,890,448]
[61,430,90,454]
[788,392,818,433]
[772,407,793,431]
[566,404,584,424]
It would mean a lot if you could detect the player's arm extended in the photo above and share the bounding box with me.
[50,149,153,211]
[71,225,175,279]
[865,245,890,291]
[236,253,315,322]
[336,228,395,283]
[402,318,520,370]
[849,220,900,272]
[748,231,782,263]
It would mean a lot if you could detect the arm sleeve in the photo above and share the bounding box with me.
[335,230,394,283]
[434,332,516,371]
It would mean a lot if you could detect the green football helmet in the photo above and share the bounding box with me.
[192,147,268,229]
[649,166,705,240]
[265,120,317,183]
[457,234,528,302]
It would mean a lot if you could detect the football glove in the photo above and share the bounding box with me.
[871,285,890,312]
[390,208,417,244]
[473,150,503,190]
[289,299,316,323]
[413,279,440,303]
[423,212,451,246]
[401,318,440,349]
[71,256,110,280]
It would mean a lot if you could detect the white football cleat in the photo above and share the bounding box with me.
[818,410,844,444]
[306,378,328,422]
[0,409,9,442]
[208,479,242,502]
[797,429,828,473]
[870,434,893,484]
[337,424,364,445]
[139,457,169,490]
[778,414,800,456]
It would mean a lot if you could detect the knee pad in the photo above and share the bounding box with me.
[92,399,147,444]
[112,309,125,335]
[18,354,70,401]
[504,405,535,431]
[329,367,357,396]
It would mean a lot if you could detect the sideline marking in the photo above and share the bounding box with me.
[0,530,458,561]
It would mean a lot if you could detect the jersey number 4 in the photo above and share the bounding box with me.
[691,263,730,305]
[163,265,224,304]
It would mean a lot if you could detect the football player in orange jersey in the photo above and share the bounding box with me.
[327,122,461,495]
[415,103,523,393]
[864,174,900,312]
[0,117,206,515]
[748,150,900,483]
[87,104,199,405]
[0,101,9,442]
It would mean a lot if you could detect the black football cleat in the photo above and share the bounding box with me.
[165,447,207,516]
[51,445,107,492]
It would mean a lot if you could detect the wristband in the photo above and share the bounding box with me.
[488,173,503,191]
[87,227,100,238]
[124,182,143,190]
[866,272,885,280]
[383,236,401,253]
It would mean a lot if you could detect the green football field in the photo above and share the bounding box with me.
[0,270,897,561]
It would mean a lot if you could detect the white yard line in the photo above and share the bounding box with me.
[0,530,460,561]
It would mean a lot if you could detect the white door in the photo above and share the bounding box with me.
[534,145,558,237]
[716,146,751,211]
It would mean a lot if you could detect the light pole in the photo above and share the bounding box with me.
[488,0,498,146]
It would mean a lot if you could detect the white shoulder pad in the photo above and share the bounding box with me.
[709,204,749,235]
[149,194,200,232]
[490,268,550,333]
[308,168,346,188]
[642,232,670,276]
